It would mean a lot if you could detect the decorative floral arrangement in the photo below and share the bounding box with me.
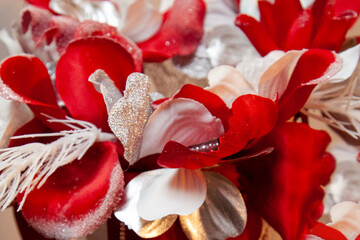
[0,0,360,240]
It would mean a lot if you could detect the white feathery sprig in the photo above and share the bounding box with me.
[0,116,115,211]
[303,70,360,139]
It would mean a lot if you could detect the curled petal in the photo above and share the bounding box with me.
[278,49,340,122]
[140,98,224,158]
[180,172,247,240]
[114,170,177,238]
[18,142,124,239]
[137,168,207,221]
[55,37,142,131]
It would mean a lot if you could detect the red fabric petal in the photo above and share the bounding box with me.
[55,37,142,131]
[217,94,277,158]
[26,0,50,9]
[277,49,336,122]
[74,20,142,68]
[137,0,206,62]
[237,122,335,240]
[157,141,220,169]
[310,222,347,240]
[18,141,124,239]
[173,84,231,130]
[311,10,358,52]
[333,0,360,15]
[273,0,303,48]
[235,14,279,56]
[284,9,314,51]
[258,0,277,40]
[0,55,67,131]
[356,234,360,240]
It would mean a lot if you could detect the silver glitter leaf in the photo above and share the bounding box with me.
[114,170,177,238]
[89,69,123,113]
[180,171,247,240]
[108,73,151,164]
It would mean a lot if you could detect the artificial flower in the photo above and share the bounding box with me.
[88,69,279,239]
[6,0,206,63]
[0,28,143,238]
[235,0,360,55]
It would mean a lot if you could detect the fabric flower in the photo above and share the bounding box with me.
[89,69,279,239]
[235,0,360,56]
[0,31,141,238]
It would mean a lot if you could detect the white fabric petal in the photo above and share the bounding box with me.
[180,172,247,240]
[119,0,163,42]
[258,50,303,99]
[330,44,360,83]
[329,201,360,240]
[139,98,224,158]
[206,65,256,107]
[236,50,285,92]
[114,170,177,238]
[137,168,207,221]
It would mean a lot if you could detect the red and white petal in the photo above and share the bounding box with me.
[179,172,247,240]
[17,142,124,239]
[139,98,224,158]
[309,222,347,240]
[172,84,231,130]
[277,49,341,122]
[236,50,285,92]
[114,170,177,238]
[55,37,142,131]
[137,168,207,221]
[258,50,303,99]
[207,65,256,108]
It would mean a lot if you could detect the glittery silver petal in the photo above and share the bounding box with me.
[89,69,123,113]
[180,172,247,240]
[108,73,151,164]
